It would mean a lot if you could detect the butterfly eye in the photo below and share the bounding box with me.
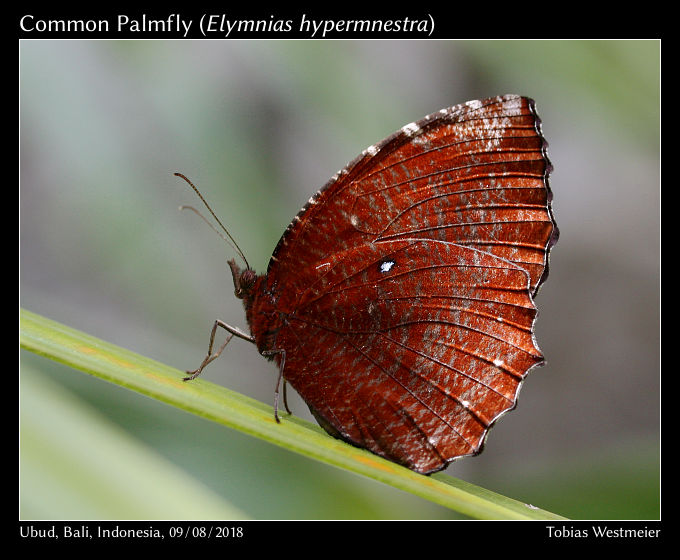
[379,260,396,274]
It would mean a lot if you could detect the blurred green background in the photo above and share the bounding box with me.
[20,40,660,520]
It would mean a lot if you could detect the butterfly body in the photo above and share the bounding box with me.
[201,95,558,474]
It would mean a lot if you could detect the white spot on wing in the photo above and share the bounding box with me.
[364,144,379,156]
[401,122,420,136]
[466,99,483,109]
[380,260,395,273]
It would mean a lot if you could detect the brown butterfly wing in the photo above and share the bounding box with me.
[253,95,557,473]
[271,239,542,473]
[266,95,557,297]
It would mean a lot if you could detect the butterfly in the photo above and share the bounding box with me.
[180,94,558,474]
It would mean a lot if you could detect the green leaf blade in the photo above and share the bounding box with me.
[20,308,567,520]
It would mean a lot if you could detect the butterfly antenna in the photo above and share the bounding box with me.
[174,172,250,270]
[178,205,244,258]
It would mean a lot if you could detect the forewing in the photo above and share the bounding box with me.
[267,95,557,298]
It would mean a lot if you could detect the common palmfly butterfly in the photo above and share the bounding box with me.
[178,94,558,474]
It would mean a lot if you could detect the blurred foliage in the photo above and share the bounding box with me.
[463,40,660,151]
[20,309,567,520]
[21,352,462,519]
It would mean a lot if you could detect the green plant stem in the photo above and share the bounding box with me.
[20,307,567,520]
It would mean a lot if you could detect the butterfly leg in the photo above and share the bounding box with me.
[283,380,292,415]
[262,348,288,422]
[184,319,253,381]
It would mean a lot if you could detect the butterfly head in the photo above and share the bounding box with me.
[228,258,257,300]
